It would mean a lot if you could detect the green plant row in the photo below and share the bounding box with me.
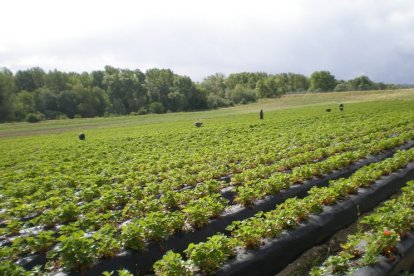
[2,126,410,246]
[233,129,414,206]
[153,148,414,275]
[2,103,414,274]
[1,110,410,210]
[1,112,410,215]
[310,180,414,275]
[1,125,414,274]
[229,122,410,185]
[1,118,407,235]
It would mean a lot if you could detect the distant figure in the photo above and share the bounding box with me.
[259,109,264,119]
[194,121,203,127]
[326,108,331,112]
[79,133,86,140]
[339,103,344,111]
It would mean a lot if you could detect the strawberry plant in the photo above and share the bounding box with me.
[102,269,134,276]
[308,186,339,205]
[160,191,179,209]
[140,211,185,242]
[57,202,80,223]
[4,219,22,235]
[183,194,227,228]
[312,180,414,274]
[120,222,145,251]
[234,184,264,207]
[360,229,400,265]
[153,251,193,276]
[51,231,98,271]
[25,230,55,254]
[93,224,121,258]
[322,253,353,274]
[0,261,28,276]
[227,217,267,249]
[184,234,238,274]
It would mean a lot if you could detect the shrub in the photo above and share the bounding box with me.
[137,107,148,115]
[149,102,165,114]
[25,113,44,123]
[334,83,348,92]
[228,84,257,104]
[206,94,232,109]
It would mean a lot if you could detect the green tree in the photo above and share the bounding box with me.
[15,67,46,92]
[288,73,309,92]
[256,77,279,98]
[103,68,147,114]
[228,84,256,104]
[169,75,201,111]
[334,82,348,92]
[206,94,232,109]
[73,84,110,118]
[14,91,36,120]
[255,74,290,98]
[167,91,187,112]
[226,72,267,90]
[274,73,290,93]
[347,76,374,91]
[200,73,227,98]
[68,72,92,88]
[145,68,174,111]
[0,68,17,122]
[309,71,337,92]
[374,82,387,90]
[148,102,164,114]
[34,88,59,119]
[91,70,106,89]
[57,90,80,118]
[46,69,71,92]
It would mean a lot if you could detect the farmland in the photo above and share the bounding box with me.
[2,90,414,275]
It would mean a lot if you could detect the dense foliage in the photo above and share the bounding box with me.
[0,67,398,122]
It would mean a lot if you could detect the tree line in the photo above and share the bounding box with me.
[0,66,399,122]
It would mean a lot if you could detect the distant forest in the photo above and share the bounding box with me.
[0,66,400,122]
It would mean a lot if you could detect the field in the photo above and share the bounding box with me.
[2,89,414,275]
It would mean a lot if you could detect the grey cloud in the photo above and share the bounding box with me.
[2,1,414,83]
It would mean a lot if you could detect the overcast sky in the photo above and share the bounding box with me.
[1,0,414,83]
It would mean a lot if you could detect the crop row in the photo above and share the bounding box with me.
[1,116,405,206]
[2,110,412,204]
[310,180,414,275]
[0,125,410,240]
[2,103,414,274]
[1,128,414,274]
[152,147,414,275]
[231,129,414,206]
[2,120,412,230]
